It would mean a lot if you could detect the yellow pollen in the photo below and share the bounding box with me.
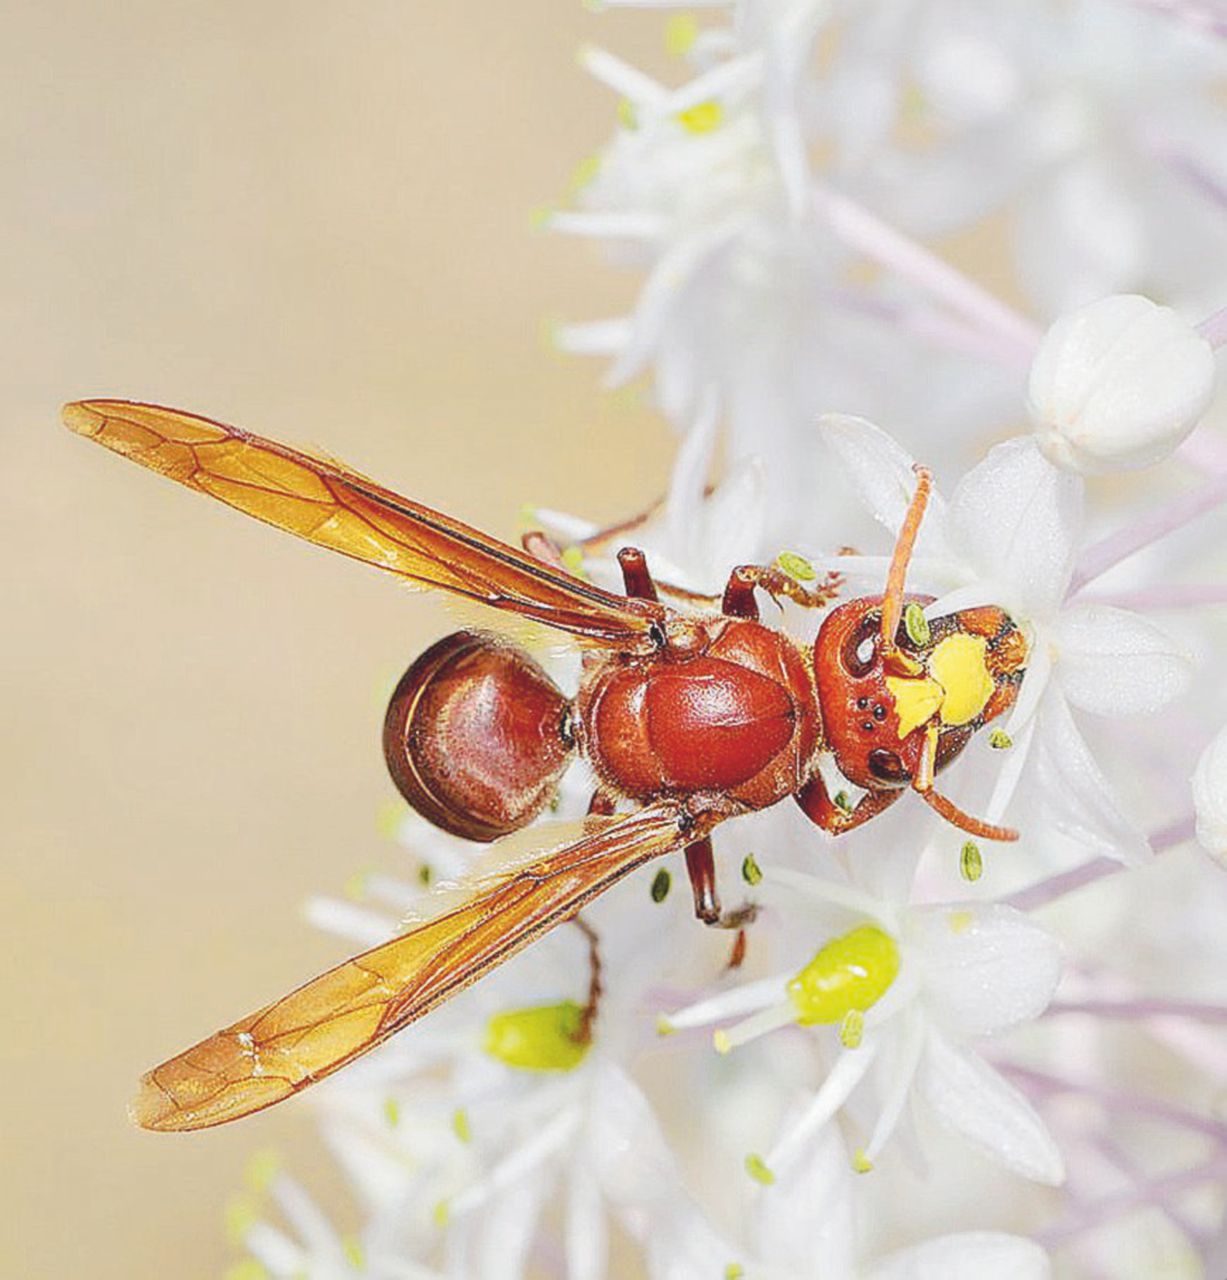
[452,1107,472,1144]
[665,13,700,57]
[342,1236,365,1269]
[786,925,900,1025]
[885,674,944,738]
[561,545,587,577]
[483,1001,590,1072]
[745,1152,776,1185]
[677,99,724,134]
[840,1008,865,1048]
[852,1148,875,1174]
[713,1028,732,1055]
[656,1014,676,1037]
[930,633,995,726]
[224,1194,259,1246]
[776,550,816,581]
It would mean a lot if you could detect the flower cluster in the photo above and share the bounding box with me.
[225,4,1227,1279]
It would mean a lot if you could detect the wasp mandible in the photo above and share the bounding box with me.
[63,400,1028,1131]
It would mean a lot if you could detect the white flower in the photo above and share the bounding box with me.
[1029,294,1217,473]
[821,413,1193,864]
[1192,724,1227,867]
[664,861,1065,1185]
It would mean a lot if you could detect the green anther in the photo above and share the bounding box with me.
[484,1001,591,1072]
[776,550,817,582]
[904,602,931,646]
[786,925,900,1026]
[677,100,724,134]
[665,13,699,57]
[617,97,638,130]
[840,1008,865,1049]
[744,1152,776,1186]
[342,1236,365,1270]
[383,1096,400,1129]
[741,853,763,886]
[651,868,672,903]
[989,729,1013,750]
[452,1107,472,1144]
[960,841,983,883]
[833,790,853,814]
[418,862,432,886]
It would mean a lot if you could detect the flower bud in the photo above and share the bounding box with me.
[1028,294,1216,474]
[1193,726,1227,868]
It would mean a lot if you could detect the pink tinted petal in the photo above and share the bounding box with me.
[1053,604,1191,716]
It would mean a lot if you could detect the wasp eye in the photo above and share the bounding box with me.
[841,614,880,677]
[867,748,909,783]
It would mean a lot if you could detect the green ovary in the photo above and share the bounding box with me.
[786,925,901,1025]
[483,1001,591,1072]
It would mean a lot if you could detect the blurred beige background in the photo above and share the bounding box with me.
[2,5,676,1274]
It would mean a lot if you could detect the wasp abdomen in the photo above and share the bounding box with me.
[383,630,572,842]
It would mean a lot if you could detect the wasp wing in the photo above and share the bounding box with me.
[132,802,703,1131]
[63,400,665,648]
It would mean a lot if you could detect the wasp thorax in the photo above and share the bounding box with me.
[383,630,573,842]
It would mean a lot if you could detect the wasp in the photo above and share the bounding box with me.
[63,400,1027,1131]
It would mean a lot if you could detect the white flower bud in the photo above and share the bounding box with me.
[1028,294,1216,474]
[1193,726,1227,868]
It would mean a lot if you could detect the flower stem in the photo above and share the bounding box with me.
[812,185,1042,362]
[1068,474,1227,595]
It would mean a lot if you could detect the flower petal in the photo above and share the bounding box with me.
[1053,604,1191,716]
[947,438,1083,618]
[1031,690,1152,865]
[918,1030,1065,1185]
[908,905,1062,1038]
[867,1231,1052,1280]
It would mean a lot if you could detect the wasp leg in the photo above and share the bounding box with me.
[571,916,603,1044]
[879,465,932,677]
[912,726,1018,842]
[794,771,904,835]
[617,546,660,602]
[721,564,843,620]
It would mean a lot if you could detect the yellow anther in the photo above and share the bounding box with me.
[744,1152,776,1185]
[677,99,724,134]
[776,550,817,582]
[224,1262,269,1280]
[990,729,1013,750]
[725,1266,746,1280]
[224,1194,259,1246]
[852,1148,875,1174]
[243,1149,281,1193]
[930,633,994,726]
[617,97,638,130]
[342,1236,365,1269]
[787,925,900,1026]
[885,675,944,738]
[383,1096,400,1128]
[665,13,700,57]
[344,869,371,901]
[433,1198,450,1228]
[656,1014,676,1037]
[569,153,602,192]
[713,1028,732,1055]
[947,909,975,935]
[561,545,587,577]
[452,1108,472,1144]
[376,799,406,839]
[483,1001,591,1072]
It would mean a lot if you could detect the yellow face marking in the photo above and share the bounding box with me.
[885,674,944,738]
[884,632,997,738]
[929,633,995,726]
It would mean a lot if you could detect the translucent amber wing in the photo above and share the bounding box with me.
[132,803,698,1131]
[63,400,665,648]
